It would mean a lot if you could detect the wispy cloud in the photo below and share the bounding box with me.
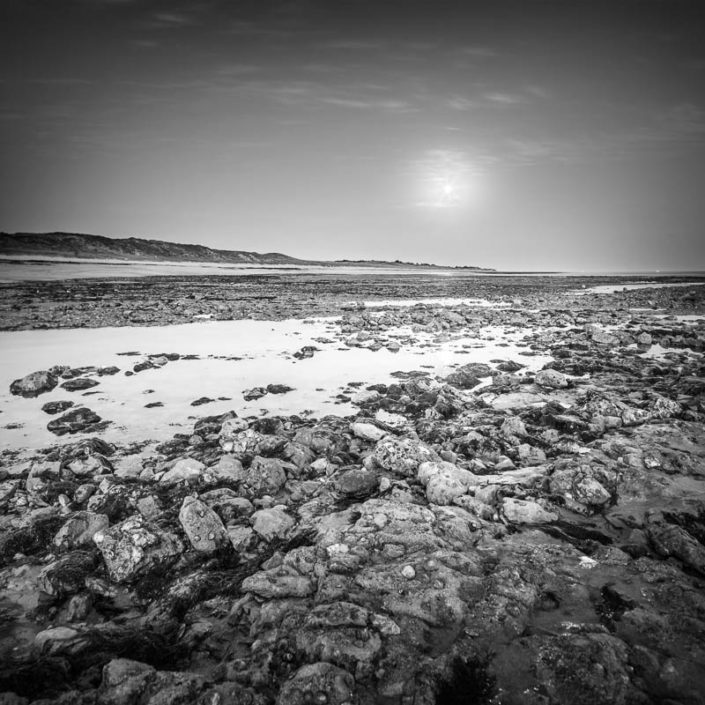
[322,39,387,51]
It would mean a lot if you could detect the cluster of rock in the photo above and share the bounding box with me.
[0,288,704,704]
[1,274,702,331]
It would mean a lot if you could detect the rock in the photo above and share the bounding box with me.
[401,565,416,579]
[113,455,144,478]
[496,360,524,372]
[501,497,557,524]
[536,634,631,705]
[60,377,100,392]
[251,506,294,541]
[190,396,214,406]
[38,550,97,596]
[501,415,527,439]
[276,662,356,705]
[243,456,287,497]
[242,569,315,599]
[53,511,109,551]
[10,370,57,398]
[647,519,705,574]
[178,496,229,554]
[160,457,205,484]
[445,362,492,389]
[204,455,245,484]
[47,407,102,435]
[267,383,294,394]
[352,389,380,404]
[336,467,378,498]
[243,387,268,401]
[486,391,546,410]
[372,437,439,477]
[374,409,407,429]
[136,495,161,520]
[34,626,81,654]
[590,327,621,346]
[227,525,256,552]
[418,461,477,506]
[93,516,183,583]
[535,368,569,389]
[350,421,387,442]
[293,345,317,359]
[41,400,74,415]
[101,657,155,686]
[200,488,253,522]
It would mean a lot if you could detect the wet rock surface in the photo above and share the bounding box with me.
[0,278,704,704]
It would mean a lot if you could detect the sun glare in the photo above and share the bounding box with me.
[413,150,484,210]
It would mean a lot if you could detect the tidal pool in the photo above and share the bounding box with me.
[0,317,550,451]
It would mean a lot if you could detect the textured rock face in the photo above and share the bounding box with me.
[251,506,294,540]
[93,516,183,583]
[178,496,229,554]
[10,370,57,397]
[535,368,568,389]
[160,458,205,484]
[243,456,287,497]
[372,437,439,476]
[277,662,356,705]
[501,497,558,524]
[53,511,110,551]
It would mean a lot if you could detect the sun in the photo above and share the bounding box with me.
[411,149,486,210]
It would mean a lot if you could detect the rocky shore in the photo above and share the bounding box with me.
[1,280,704,705]
[1,272,703,330]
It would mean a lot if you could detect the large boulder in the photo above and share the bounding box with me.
[93,516,182,583]
[47,407,102,436]
[178,496,229,554]
[10,370,57,398]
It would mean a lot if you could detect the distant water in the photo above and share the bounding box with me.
[1,257,703,283]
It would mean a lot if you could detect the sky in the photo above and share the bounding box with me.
[1,0,705,271]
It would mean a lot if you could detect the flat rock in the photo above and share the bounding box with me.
[502,497,558,524]
[47,407,102,435]
[251,506,294,541]
[160,458,205,484]
[60,377,100,392]
[41,400,74,415]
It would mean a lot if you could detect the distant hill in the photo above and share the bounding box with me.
[0,232,306,265]
[0,231,494,270]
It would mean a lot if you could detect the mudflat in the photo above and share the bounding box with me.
[1,269,704,705]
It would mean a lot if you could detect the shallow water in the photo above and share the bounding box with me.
[0,260,457,283]
[576,281,705,295]
[0,318,551,451]
[359,297,509,308]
